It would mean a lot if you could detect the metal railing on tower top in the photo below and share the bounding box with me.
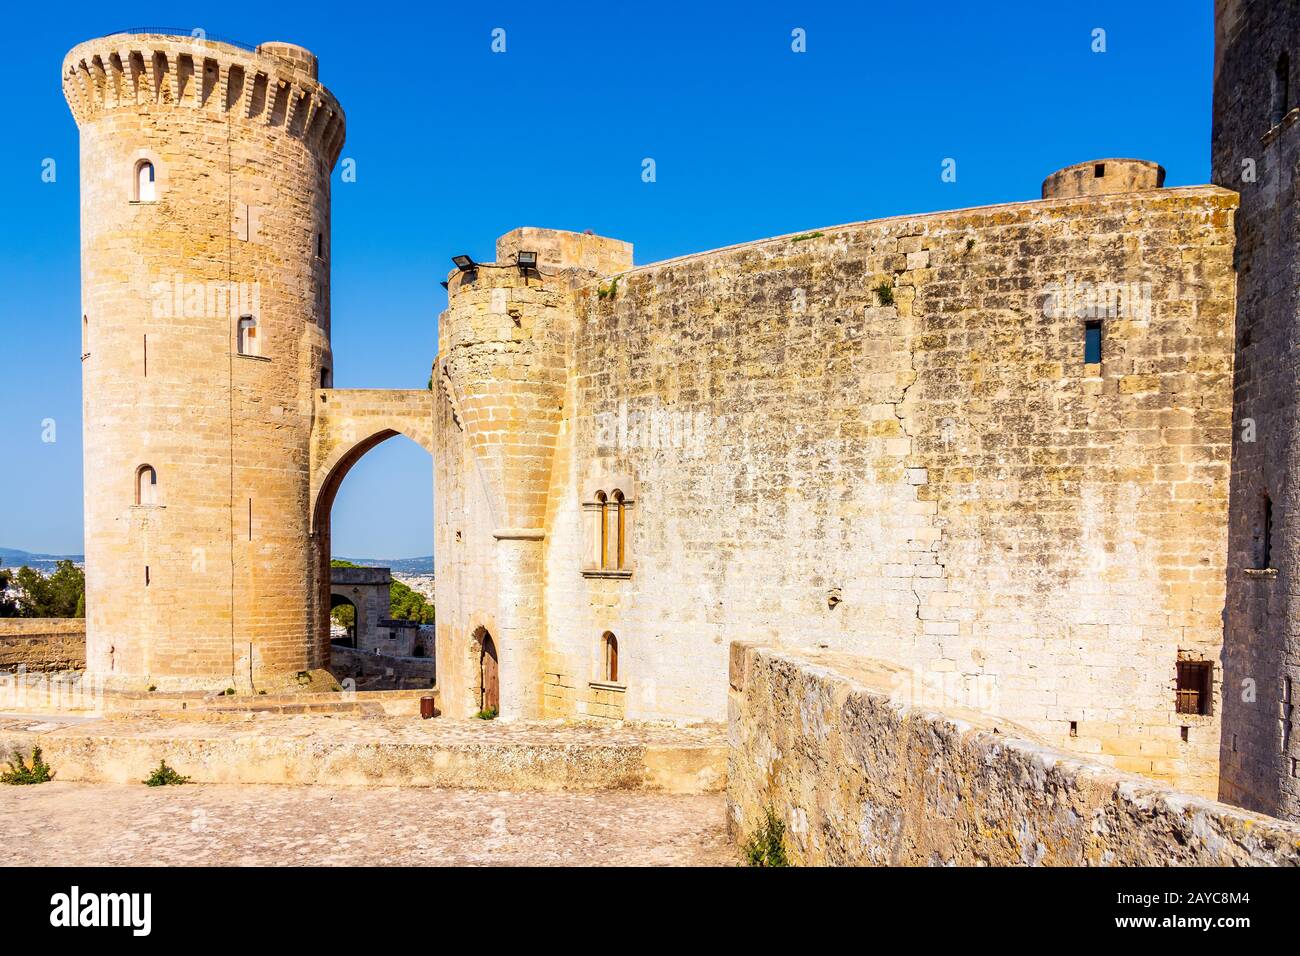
[105,28,259,54]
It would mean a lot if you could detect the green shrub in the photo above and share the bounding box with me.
[790,231,824,243]
[475,706,498,720]
[743,807,790,867]
[143,760,190,787]
[1,747,54,785]
[597,278,619,300]
[874,281,895,307]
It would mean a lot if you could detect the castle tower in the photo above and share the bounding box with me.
[63,33,345,691]
[434,228,633,718]
[1213,0,1300,818]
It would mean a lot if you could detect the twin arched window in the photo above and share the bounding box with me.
[134,160,156,202]
[589,489,629,571]
[135,464,158,506]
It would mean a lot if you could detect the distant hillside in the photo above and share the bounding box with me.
[334,555,433,575]
[0,547,84,563]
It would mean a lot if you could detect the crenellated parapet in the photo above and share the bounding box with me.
[62,32,346,169]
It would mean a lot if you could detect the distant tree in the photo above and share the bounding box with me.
[331,600,356,631]
[389,579,434,624]
[0,562,19,618]
[13,561,85,618]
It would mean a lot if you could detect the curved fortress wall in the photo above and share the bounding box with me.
[1213,0,1300,818]
[524,185,1236,796]
[64,35,345,690]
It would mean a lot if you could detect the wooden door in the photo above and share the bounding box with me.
[480,633,499,712]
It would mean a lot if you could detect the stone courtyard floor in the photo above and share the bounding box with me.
[0,781,736,866]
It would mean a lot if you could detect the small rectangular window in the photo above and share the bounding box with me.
[1094,163,1106,178]
[1176,661,1213,716]
[1084,320,1102,365]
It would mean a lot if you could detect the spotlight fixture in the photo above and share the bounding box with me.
[452,254,475,272]
[516,250,538,271]
[439,280,449,290]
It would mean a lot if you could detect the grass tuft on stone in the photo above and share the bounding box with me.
[2,747,54,785]
[874,281,895,307]
[475,706,499,720]
[143,760,190,787]
[743,806,790,867]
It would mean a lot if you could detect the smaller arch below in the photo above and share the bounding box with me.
[135,464,158,506]
[134,158,156,202]
[602,631,619,683]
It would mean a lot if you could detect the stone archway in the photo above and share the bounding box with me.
[308,388,436,664]
[329,593,358,647]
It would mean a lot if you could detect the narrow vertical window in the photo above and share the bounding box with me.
[1084,319,1102,365]
[1260,494,1274,569]
[613,490,626,569]
[320,367,331,389]
[143,334,148,377]
[596,491,608,569]
[603,632,619,683]
[1284,677,1294,753]
[316,232,323,259]
[134,160,156,201]
[237,315,259,356]
[81,315,89,357]
[1273,51,1291,127]
[136,464,158,506]
[144,565,150,586]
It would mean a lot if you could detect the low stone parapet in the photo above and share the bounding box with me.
[0,619,86,672]
[727,642,1300,866]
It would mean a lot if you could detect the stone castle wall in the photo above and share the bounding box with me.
[64,34,344,692]
[1212,0,1300,819]
[518,187,1237,795]
[727,642,1300,866]
[0,620,87,672]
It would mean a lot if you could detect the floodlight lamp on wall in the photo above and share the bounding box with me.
[517,250,538,272]
[452,255,476,272]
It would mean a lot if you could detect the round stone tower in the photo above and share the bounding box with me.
[1213,0,1300,821]
[63,32,345,691]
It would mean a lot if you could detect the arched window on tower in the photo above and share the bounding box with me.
[134,159,156,202]
[237,315,259,356]
[1273,51,1291,127]
[595,491,608,568]
[612,490,627,569]
[583,484,634,576]
[135,464,158,506]
[602,631,619,683]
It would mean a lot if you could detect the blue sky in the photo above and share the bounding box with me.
[0,1,1213,558]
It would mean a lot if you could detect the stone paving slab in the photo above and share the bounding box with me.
[0,782,736,866]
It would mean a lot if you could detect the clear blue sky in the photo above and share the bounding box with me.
[0,1,1213,558]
